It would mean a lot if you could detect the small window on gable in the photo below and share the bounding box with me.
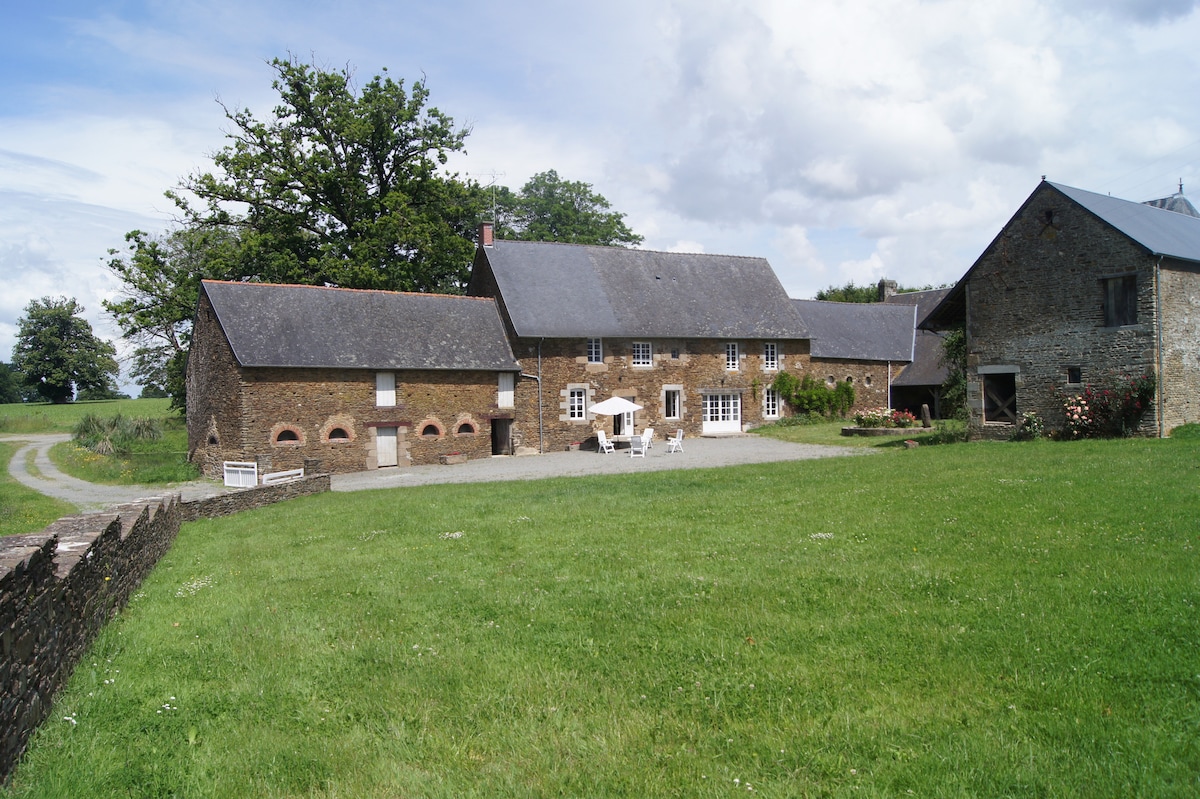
[1103,275,1137,327]
[207,434,219,445]
[328,427,350,440]
[457,422,476,435]
[276,429,299,442]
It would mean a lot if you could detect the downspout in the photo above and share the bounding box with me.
[887,362,893,410]
[537,338,545,453]
[1155,256,1165,437]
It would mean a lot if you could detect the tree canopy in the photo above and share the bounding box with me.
[174,56,476,293]
[815,279,945,303]
[11,298,119,404]
[492,170,642,246]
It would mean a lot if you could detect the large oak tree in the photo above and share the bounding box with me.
[11,298,119,404]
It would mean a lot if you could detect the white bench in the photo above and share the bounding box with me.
[261,468,305,485]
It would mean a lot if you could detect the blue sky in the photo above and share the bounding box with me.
[5,1,1200,389]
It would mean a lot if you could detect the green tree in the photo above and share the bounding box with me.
[499,170,642,246]
[104,226,241,412]
[939,326,968,421]
[0,362,24,404]
[11,298,119,404]
[815,281,880,303]
[174,56,475,293]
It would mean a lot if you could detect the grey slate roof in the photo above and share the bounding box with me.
[885,289,950,386]
[792,299,915,362]
[923,180,1200,330]
[1142,191,1200,218]
[474,240,809,339]
[201,281,521,371]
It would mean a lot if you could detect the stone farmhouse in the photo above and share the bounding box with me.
[884,287,952,416]
[923,180,1200,437]
[186,281,521,477]
[187,229,927,473]
[465,225,814,452]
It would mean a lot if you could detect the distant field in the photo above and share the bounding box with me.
[4,437,1197,797]
[0,399,173,434]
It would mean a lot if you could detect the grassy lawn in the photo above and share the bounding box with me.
[0,442,76,536]
[48,416,200,485]
[754,418,967,449]
[4,439,1199,797]
[0,398,173,434]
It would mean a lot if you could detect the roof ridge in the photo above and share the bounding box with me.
[491,239,768,262]
[201,279,490,302]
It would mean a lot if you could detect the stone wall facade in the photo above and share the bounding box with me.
[807,358,895,411]
[0,476,332,782]
[509,336,814,451]
[961,183,1165,438]
[188,290,511,475]
[1157,260,1200,434]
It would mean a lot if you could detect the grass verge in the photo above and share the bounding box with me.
[0,442,76,537]
[4,438,1199,797]
[50,417,199,485]
[0,399,173,435]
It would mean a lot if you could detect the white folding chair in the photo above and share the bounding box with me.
[629,432,647,458]
[642,427,655,448]
[666,429,684,453]
[597,430,615,454]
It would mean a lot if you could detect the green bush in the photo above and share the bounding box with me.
[772,372,855,418]
[1169,422,1200,439]
[72,413,162,456]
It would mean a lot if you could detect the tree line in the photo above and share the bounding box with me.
[8,56,640,405]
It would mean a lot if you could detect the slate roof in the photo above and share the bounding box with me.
[884,289,950,386]
[1142,191,1200,218]
[472,240,809,339]
[200,281,521,371]
[792,299,914,362]
[923,180,1200,330]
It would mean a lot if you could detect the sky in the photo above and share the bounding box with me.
[5,0,1200,391]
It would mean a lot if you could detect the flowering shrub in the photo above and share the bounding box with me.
[852,408,917,428]
[1013,411,1045,441]
[1060,373,1156,438]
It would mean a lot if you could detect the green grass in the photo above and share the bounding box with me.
[0,398,173,434]
[0,442,76,536]
[4,439,1199,797]
[754,417,966,448]
[49,416,199,485]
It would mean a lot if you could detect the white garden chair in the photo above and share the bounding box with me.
[597,430,616,454]
[628,432,647,458]
[666,429,684,453]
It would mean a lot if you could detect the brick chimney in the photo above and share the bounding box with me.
[478,221,494,248]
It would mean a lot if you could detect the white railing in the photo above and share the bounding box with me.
[223,461,258,488]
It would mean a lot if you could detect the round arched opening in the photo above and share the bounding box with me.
[422,424,440,438]
[328,427,350,440]
[457,423,475,435]
[276,429,300,442]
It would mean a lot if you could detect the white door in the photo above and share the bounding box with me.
[376,426,398,467]
[702,393,741,434]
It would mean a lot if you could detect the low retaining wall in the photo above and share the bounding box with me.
[0,474,330,782]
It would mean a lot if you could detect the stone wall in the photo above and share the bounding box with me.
[510,337,815,451]
[1158,260,1200,434]
[962,183,1162,437]
[807,358,895,411]
[0,475,331,782]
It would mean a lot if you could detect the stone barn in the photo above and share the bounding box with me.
[187,281,522,476]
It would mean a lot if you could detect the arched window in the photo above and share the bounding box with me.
[457,422,476,435]
[328,427,349,440]
[422,424,440,438]
[276,429,299,442]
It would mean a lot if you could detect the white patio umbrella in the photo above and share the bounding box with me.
[587,396,643,416]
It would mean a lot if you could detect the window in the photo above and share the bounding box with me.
[1067,367,1082,385]
[763,342,778,371]
[632,342,652,367]
[328,427,349,440]
[664,388,681,419]
[983,373,1018,424]
[764,388,780,419]
[725,342,739,371]
[421,424,441,438]
[865,375,873,387]
[498,372,515,408]
[375,372,396,407]
[587,338,603,364]
[568,388,587,419]
[276,429,299,442]
[457,422,476,435]
[1103,275,1137,327]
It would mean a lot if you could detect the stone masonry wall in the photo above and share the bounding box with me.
[963,183,1161,437]
[510,337,815,451]
[0,475,331,782]
[1158,261,1200,434]
[187,289,245,478]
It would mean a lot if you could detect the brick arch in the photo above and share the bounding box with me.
[416,417,445,439]
[269,422,305,446]
[453,413,481,437]
[320,415,357,444]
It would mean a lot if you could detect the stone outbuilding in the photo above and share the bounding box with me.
[187,280,522,475]
[923,180,1200,437]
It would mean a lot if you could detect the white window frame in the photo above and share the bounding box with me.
[764,388,780,419]
[498,372,515,409]
[725,342,739,371]
[663,387,682,420]
[632,341,652,367]
[587,338,603,364]
[763,342,778,371]
[375,372,396,407]
[568,388,587,419]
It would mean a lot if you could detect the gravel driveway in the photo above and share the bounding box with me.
[4,432,864,511]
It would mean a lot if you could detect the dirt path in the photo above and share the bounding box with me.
[2,434,226,512]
